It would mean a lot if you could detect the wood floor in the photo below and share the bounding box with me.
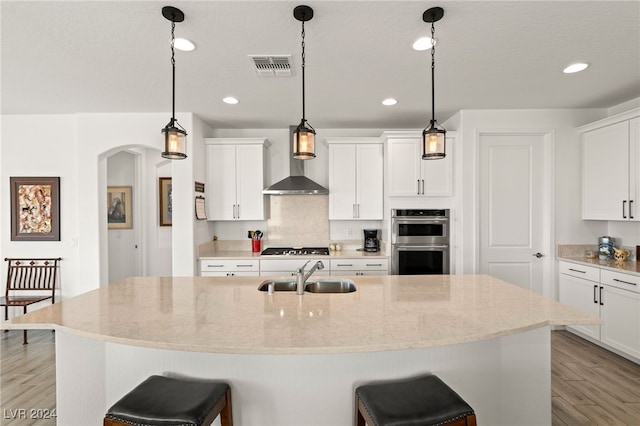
[1,329,639,425]
[552,330,640,425]
[0,330,56,426]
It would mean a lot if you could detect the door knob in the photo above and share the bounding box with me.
[533,253,544,258]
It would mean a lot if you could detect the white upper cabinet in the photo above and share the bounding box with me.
[581,110,639,221]
[327,138,383,220]
[382,131,453,197]
[205,138,269,221]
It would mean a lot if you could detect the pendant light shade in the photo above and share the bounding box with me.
[422,7,446,160]
[161,6,188,160]
[293,5,316,160]
[293,119,316,160]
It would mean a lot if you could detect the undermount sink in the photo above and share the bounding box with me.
[304,279,357,293]
[257,278,357,293]
[257,279,297,292]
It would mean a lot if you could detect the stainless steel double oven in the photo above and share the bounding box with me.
[391,209,450,275]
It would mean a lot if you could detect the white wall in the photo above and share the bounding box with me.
[449,108,606,273]
[1,114,80,303]
[1,112,202,300]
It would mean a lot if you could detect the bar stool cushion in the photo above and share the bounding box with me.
[105,375,229,426]
[356,374,474,426]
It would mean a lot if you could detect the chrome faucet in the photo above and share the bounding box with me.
[296,260,325,295]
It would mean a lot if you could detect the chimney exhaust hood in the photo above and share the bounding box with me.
[263,126,328,195]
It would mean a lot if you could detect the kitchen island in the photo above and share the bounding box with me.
[1,275,599,425]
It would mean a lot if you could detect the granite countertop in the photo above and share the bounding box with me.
[198,245,388,260]
[1,275,599,354]
[557,256,640,276]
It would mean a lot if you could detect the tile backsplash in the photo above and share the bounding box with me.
[267,195,329,246]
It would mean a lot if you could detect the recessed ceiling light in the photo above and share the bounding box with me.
[412,36,436,51]
[563,62,589,74]
[382,98,398,106]
[174,37,196,52]
[223,97,239,105]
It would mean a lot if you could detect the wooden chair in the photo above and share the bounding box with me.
[1,257,61,344]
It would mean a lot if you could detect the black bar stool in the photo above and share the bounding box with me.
[104,375,232,426]
[355,374,476,426]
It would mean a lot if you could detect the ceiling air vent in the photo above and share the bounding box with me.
[248,55,292,76]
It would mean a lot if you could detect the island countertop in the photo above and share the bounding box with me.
[1,275,599,354]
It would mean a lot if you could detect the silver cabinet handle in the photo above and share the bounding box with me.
[207,265,224,268]
[623,200,627,219]
[568,268,585,273]
[417,180,420,195]
[422,179,425,195]
[357,204,360,218]
[337,264,353,267]
[353,204,357,219]
[366,263,382,267]
[237,204,240,219]
[237,264,254,268]
[232,205,236,219]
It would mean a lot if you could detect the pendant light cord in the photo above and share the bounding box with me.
[431,21,436,123]
[171,21,176,125]
[301,20,306,122]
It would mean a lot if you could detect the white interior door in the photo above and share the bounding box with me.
[479,133,549,295]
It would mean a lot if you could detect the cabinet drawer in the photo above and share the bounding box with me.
[601,270,640,294]
[200,259,259,272]
[260,258,328,272]
[330,258,389,271]
[559,261,600,282]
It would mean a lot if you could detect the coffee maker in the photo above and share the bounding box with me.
[364,229,380,252]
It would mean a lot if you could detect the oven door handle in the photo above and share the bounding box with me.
[393,245,449,250]
[392,219,448,224]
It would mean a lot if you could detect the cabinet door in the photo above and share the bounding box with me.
[630,117,639,221]
[356,144,383,220]
[207,144,237,220]
[235,144,265,220]
[582,121,630,220]
[558,273,600,340]
[387,138,421,196]
[600,285,640,359]
[329,144,357,219]
[421,135,453,196]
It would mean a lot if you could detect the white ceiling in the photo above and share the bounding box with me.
[2,1,639,129]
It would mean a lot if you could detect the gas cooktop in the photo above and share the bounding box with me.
[261,247,330,256]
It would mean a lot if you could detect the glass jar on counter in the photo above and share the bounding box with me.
[598,236,615,260]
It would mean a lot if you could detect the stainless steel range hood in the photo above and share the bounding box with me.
[263,126,329,195]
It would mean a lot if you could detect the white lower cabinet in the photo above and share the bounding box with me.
[599,270,640,359]
[330,258,389,276]
[200,259,259,277]
[558,261,640,360]
[259,258,330,277]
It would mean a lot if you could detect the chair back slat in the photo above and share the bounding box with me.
[4,258,61,295]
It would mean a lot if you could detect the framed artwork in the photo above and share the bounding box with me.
[159,177,172,226]
[107,186,132,229]
[10,177,60,241]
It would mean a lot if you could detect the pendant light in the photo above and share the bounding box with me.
[422,7,446,160]
[292,5,316,160]
[161,6,187,160]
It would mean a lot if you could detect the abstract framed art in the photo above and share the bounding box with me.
[10,176,60,241]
